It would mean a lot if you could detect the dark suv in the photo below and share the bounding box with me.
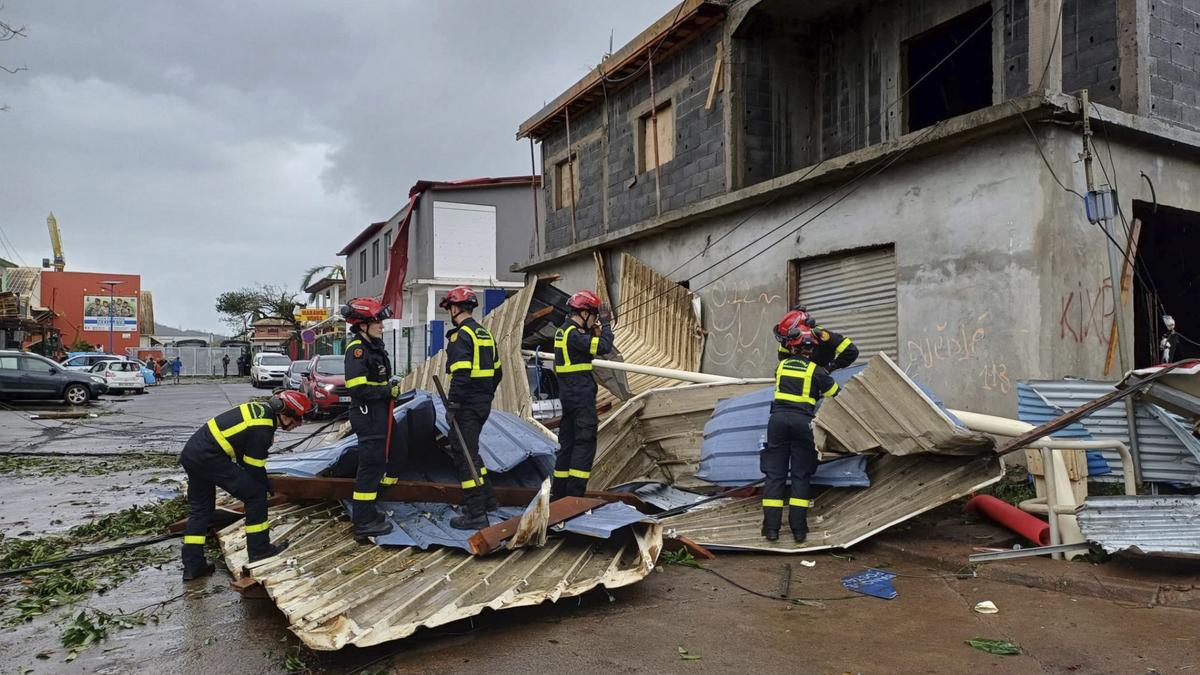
[0,350,108,405]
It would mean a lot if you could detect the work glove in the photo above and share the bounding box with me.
[598,303,613,326]
[445,402,460,428]
[389,376,403,400]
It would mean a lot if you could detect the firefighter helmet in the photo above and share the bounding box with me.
[567,290,602,313]
[773,310,811,344]
[785,327,819,354]
[438,286,478,311]
[272,390,313,420]
[340,297,392,325]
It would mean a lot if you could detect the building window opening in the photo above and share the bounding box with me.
[1132,202,1200,367]
[638,100,675,173]
[359,250,367,283]
[904,4,994,132]
[555,155,579,211]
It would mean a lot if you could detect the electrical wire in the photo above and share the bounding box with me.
[1035,0,1066,92]
[597,2,688,85]
[0,533,180,578]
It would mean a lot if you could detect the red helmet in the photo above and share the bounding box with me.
[439,286,478,311]
[567,290,602,312]
[773,310,811,344]
[273,390,313,419]
[340,297,392,325]
[785,328,819,353]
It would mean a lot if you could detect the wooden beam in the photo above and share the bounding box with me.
[705,40,724,110]
[469,496,606,555]
[663,534,717,560]
[523,305,556,327]
[269,475,645,509]
[1104,217,1142,376]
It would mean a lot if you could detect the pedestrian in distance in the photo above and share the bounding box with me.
[179,390,312,580]
[222,353,231,378]
[761,320,840,544]
[440,286,503,530]
[171,356,182,384]
[341,297,402,540]
[551,290,613,501]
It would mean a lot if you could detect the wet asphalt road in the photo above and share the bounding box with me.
[1,382,1198,674]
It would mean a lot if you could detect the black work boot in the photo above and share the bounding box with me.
[483,483,499,512]
[354,516,394,541]
[449,510,489,530]
[792,529,808,544]
[789,510,809,544]
[182,560,216,581]
[247,542,289,564]
[761,529,779,542]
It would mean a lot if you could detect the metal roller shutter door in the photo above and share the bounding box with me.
[796,246,898,363]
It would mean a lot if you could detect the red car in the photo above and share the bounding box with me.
[301,355,350,417]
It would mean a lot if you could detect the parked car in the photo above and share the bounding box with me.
[284,360,311,391]
[0,350,108,405]
[89,359,146,395]
[301,355,349,417]
[61,352,125,372]
[250,352,292,388]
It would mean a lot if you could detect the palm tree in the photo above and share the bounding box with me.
[299,264,346,303]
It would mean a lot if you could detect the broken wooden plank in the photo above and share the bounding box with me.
[663,534,716,560]
[995,362,1182,455]
[705,39,724,110]
[469,496,605,555]
[1104,217,1143,376]
[269,475,645,509]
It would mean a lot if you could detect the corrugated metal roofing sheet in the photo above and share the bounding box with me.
[596,253,704,411]
[1015,383,1112,476]
[608,482,709,511]
[364,501,526,551]
[554,502,651,538]
[1078,495,1200,556]
[1024,380,1200,485]
[217,502,663,650]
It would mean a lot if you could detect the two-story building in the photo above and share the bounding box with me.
[339,176,542,374]
[516,0,1200,416]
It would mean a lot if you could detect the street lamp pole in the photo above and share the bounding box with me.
[101,280,124,354]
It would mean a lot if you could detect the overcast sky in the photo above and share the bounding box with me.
[0,1,672,333]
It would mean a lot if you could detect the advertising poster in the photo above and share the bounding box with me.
[83,295,139,331]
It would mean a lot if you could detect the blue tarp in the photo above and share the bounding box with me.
[1015,382,1112,476]
[695,365,968,487]
[267,390,558,552]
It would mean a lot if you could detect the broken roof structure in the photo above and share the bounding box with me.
[1078,495,1200,558]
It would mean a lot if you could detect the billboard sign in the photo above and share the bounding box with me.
[296,307,329,323]
[83,295,138,332]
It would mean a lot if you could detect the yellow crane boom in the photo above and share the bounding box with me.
[46,212,65,272]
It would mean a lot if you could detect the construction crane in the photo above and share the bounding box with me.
[46,212,65,271]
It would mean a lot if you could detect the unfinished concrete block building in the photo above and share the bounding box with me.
[516,0,1200,416]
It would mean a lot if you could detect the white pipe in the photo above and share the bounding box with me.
[1041,447,1062,559]
[521,350,744,385]
[949,409,1136,496]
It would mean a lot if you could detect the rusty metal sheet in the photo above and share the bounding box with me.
[217,502,663,650]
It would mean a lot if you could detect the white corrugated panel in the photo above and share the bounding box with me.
[797,246,897,362]
[1025,379,1200,485]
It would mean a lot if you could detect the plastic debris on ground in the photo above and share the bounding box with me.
[974,601,999,614]
[840,568,898,600]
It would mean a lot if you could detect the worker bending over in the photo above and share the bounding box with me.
[775,307,858,370]
[180,390,312,580]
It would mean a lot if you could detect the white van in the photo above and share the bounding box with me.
[251,352,292,388]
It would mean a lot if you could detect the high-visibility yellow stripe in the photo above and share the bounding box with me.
[346,376,387,388]
[449,361,472,372]
[244,521,270,534]
[352,491,377,501]
[788,497,812,508]
[554,325,594,373]
[461,478,480,489]
[346,339,362,349]
[479,467,488,475]
[775,360,817,404]
[242,455,266,468]
[380,476,398,486]
[824,382,839,398]
[589,336,600,355]
[568,469,590,479]
[835,337,852,355]
[762,498,785,508]
[553,470,570,478]
[207,418,236,459]
[182,535,206,545]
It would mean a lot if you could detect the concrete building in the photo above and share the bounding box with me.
[338,176,542,373]
[515,0,1200,416]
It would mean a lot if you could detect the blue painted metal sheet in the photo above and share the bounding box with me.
[841,568,898,600]
[555,502,649,539]
[607,482,709,511]
[1015,382,1111,476]
[427,320,444,357]
[371,502,526,551]
[482,288,507,316]
[696,366,965,487]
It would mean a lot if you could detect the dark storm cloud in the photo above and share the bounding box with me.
[0,1,672,332]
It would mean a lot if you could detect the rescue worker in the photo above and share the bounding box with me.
[440,286,503,530]
[551,290,613,500]
[762,322,840,544]
[180,389,312,581]
[341,297,399,540]
[775,308,859,371]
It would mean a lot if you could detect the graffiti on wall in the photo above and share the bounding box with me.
[706,279,784,374]
[903,313,1011,395]
[1059,277,1114,345]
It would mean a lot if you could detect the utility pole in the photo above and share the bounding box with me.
[1081,89,1141,482]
